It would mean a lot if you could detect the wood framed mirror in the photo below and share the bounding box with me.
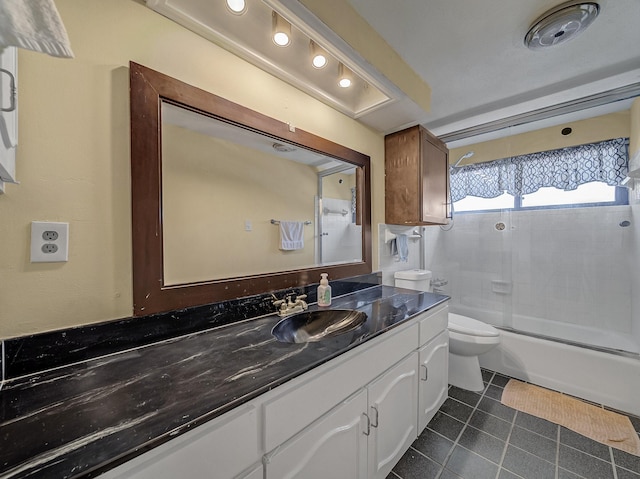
[130,62,372,316]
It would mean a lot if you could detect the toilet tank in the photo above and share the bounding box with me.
[394,269,433,292]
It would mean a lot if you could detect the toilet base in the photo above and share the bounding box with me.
[448,353,485,392]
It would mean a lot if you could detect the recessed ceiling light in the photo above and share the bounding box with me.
[525,1,600,50]
[272,11,291,47]
[338,63,352,88]
[310,40,327,69]
[225,0,246,15]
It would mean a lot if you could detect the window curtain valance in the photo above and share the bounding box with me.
[450,137,629,203]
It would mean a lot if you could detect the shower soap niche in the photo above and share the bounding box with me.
[491,280,512,295]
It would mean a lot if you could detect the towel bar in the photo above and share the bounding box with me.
[270,219,312,225]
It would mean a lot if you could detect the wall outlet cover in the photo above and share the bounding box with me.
[30,221,69,263]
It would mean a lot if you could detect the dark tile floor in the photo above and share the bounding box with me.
[389,369,640,479]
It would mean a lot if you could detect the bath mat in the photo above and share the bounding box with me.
[501,379,640,456]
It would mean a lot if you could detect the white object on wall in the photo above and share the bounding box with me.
[30,221,69,263]
[0,46,18,194]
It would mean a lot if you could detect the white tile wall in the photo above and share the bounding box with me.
[420,205,638,352]
[321,198,361,264]
[631,190,640,349]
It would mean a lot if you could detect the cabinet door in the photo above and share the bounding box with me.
[101,404,259,479]
[418,331,449,433]
[237,463,263,479]
[265,389,368,479]
[421,129,449,223]
[367,352,419,479]
[384,125,450,225]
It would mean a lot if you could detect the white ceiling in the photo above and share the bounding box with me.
[346,0,640,143]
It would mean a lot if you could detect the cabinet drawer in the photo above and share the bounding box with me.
[419,304,448,346]
[101,403,259,479]
[263,322,419,451]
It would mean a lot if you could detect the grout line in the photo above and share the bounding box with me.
[417,369,635,479]
[433,377,492,479]
[496,409,517,479]
[610,445,619,479]
[555,422,560,479]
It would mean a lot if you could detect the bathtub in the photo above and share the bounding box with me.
[454,304,639,354]
[450,305,640,416]
[479,329,640,417]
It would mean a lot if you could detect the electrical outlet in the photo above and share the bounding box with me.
[42,230,59,241]
[31,221,69,263]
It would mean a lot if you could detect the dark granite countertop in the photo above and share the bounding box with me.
[0,285,448,479]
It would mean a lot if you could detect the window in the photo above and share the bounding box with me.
[451,138,629,213]
[454,192,515,212]
[453,182,627,213]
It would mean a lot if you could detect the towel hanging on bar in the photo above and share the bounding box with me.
[279,221,304,251]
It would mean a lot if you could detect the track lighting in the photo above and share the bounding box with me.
[338,63,353,88]
[310,40,327,69]
[225,0,246,15]
[272,11,291,47]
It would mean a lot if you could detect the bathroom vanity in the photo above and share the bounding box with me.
[0,285,449,479]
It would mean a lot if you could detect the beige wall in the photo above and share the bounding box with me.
[450,111,631,166]
[163,124,317,284]
[322,172,356,200]
[0,0,384,338]
[300,0,431,112]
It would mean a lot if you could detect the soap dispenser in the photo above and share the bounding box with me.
[317,273,332,307]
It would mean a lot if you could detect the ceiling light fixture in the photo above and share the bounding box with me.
[272,142,296,152]
[525,1,600,50]
[310,40,327,69]
[338,63,352,88]
[272,11,291,47]
[225,0,247,15]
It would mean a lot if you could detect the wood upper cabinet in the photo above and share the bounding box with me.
[385,125,450,225]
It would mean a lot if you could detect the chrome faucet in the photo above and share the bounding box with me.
[273,294,308,317]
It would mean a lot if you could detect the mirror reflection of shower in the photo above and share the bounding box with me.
[317,166,362,265]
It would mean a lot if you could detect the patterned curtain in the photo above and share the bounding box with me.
[450,138,629,203]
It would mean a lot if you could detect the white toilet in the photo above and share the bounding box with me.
[394,269,501,392]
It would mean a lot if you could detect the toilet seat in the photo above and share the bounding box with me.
[448,313,499,337]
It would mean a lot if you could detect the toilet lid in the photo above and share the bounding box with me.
[448,314,500,337]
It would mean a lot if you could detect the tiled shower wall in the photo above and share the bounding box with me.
[631,185,640,350]
[422,205,639,353]
[320,197,362,264]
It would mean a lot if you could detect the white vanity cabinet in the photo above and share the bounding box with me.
[99,302,449,479]
[367,352,419,479]
[264,389,369,479]
[101,403,261,479]
[265,352,420,479]
[417,306,449,433]
[418,331,449,433]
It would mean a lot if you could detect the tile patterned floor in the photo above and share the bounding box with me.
[388,369,640,479]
